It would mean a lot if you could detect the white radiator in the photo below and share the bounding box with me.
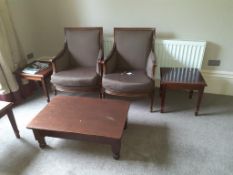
[104,38,206,78]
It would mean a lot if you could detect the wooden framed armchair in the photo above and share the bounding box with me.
[102,28,156,112]
[51,27,103,95]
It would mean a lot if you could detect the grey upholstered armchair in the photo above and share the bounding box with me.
[102,28,156,112]
[51,27,103,95]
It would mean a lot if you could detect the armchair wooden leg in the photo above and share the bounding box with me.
[150,90,155,112]
[102,91,106,99]
[101,88,106,99]
[99,88,102,98]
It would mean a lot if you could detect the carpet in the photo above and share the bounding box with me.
[0,89,233,175]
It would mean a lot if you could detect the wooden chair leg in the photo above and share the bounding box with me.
[102,91,106,99]
[150,90,155,112]
[101,88,106,99]
[99,88,102,98]
[160,85,166,113]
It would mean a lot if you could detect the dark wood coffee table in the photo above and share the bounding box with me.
[27,96,130,159]
[160,67,207,116]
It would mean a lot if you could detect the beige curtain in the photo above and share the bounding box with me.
[0,0,26,95]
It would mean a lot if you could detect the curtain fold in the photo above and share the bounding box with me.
[0,0,26,102]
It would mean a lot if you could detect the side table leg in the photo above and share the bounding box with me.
[189,90,194,99]
[7,110,20,138]
[195,87,204,116]
[33,130,47,148]
[111,140,121,160]
[41,78,50,102]
[160,85,166,113]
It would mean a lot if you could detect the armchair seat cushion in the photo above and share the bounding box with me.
[51,67,99,87]
[102,70,154,93]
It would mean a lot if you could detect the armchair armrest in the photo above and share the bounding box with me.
[51,43,70,73]
[96,49,103,76]
[146,50,157,80]
[103,44,117,74]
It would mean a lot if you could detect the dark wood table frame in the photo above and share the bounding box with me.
[32,129,123,160]
[0,101,20,138]
[27,96,129,159]
[160,67,207,116]
[16,61,52,102]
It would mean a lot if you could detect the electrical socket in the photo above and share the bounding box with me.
[208,59,221,66]
[27,53,34,59]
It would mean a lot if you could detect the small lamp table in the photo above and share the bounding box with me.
[16,61,52,102]
[160,67,207,116]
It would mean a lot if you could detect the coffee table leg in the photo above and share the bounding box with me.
[160,85,166,113]
[195,87,204,116]
[33,130,47,148]
[41,78,50,103]
[111,140,121,160]
[7,110,20,138]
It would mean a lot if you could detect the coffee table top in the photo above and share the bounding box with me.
[27,96,130,139]
[160,67,207,86]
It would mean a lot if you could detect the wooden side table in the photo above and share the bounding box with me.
[0,101,20,138]
[16,61,53,102]
[160,67,207,116]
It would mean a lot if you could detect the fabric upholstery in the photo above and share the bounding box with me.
[66,29,100,67]
[103,28,156,95]
[54,47,71,72]
[146,50,156,79]
[104,46,118,74]
[51,28,103,91]
[102,70,154,93]
[51,67,99,87]
[114,30,153,70]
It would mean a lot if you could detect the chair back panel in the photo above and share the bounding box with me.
[114,28,154,70]
[65,28,102,67]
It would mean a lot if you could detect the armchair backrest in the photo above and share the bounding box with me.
[65,27,103,67]
[114,28,155,70]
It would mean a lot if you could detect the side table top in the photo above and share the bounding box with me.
[160,67,207,86]
[16,61,52,78]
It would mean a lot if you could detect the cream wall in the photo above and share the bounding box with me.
[7,0,233,72]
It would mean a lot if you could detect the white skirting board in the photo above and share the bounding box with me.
[201,70,233,96]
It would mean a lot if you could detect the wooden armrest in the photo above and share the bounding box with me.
[51,43,67,63]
